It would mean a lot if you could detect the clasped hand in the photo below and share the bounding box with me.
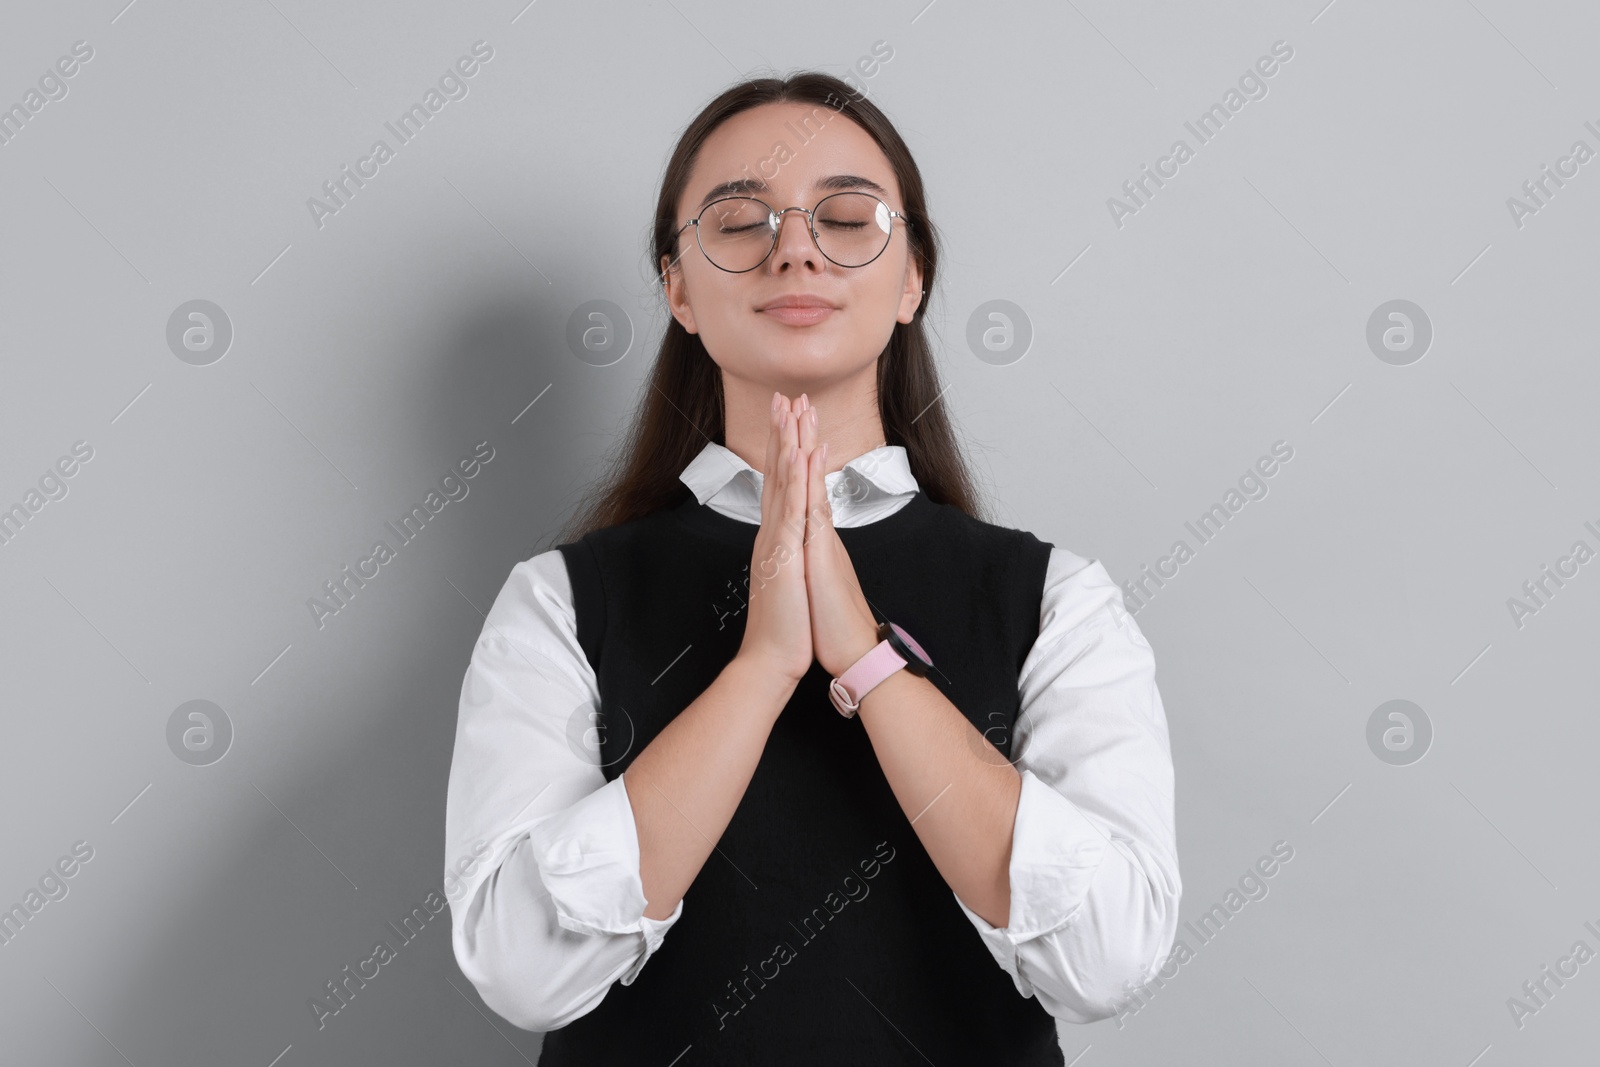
[737,392,884,686]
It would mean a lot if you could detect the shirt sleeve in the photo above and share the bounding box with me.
[444,548,684,1032]
[953,546,1182,1024]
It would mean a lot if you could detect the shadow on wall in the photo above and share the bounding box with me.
[95,287,629,1064]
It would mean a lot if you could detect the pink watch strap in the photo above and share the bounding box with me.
[829,639,908,718]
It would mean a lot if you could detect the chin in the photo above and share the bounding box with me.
[714,337,852,379]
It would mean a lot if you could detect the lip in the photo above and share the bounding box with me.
[757,294,838,326]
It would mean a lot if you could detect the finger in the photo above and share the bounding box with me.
[806,439,829,546]
[792,399,816,540]
[781,409,807,546]
[777,408,793,500]
[791,396,814,544]
[781,395,799,474]
[761,391,784,523]
[796,395,816,456]
[774,409,793,525]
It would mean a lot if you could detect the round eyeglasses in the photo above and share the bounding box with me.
[673,192,911,273]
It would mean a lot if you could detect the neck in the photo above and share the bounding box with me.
[721,365,886,476]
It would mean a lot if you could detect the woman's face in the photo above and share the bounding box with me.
[661,101,923,389]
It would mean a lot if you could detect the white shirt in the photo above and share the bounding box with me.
[445,441,1181,1032]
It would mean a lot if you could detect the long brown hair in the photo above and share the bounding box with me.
[558,71,985,544]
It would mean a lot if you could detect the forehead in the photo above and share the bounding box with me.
[682,101,902,209]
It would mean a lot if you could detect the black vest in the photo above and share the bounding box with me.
[543,487,1062,1066]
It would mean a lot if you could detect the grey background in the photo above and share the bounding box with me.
[2,0,1596,1064]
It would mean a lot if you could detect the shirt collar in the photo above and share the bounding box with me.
[679,440,920,523]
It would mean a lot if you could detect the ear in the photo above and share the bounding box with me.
[660,253,699,335]
[896,254,924,325]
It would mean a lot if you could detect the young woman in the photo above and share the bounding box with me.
[445,72,1180,1065]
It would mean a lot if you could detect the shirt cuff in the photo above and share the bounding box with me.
[525,774,684,984]
[955,767,1109,996]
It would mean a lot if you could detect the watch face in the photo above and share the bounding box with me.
[886,621,932,674]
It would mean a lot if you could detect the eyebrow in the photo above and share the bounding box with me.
[696,174,891,210]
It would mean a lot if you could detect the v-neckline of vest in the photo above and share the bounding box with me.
[671,489,940,551]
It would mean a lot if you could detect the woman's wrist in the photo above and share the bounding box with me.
[820,619,884,679]
[728,649,805,709]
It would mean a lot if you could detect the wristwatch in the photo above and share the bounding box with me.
[829,620,933,718]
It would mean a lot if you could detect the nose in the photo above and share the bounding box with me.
[768,206,823,273]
